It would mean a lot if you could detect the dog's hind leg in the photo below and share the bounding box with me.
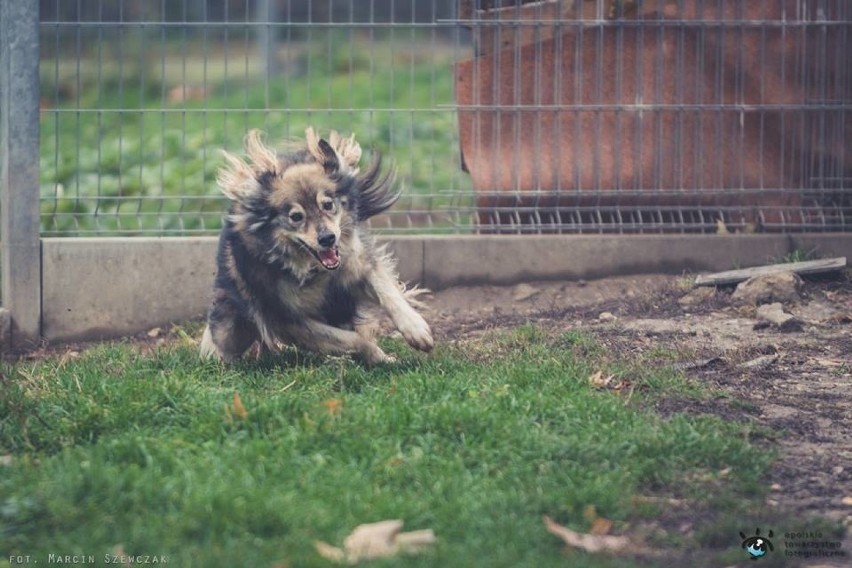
[353,305,382,342]
[200,302,260,363]
[283,320,394,366]
[366,259,434,353]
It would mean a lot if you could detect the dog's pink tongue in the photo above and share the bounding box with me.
[318,248,340,269]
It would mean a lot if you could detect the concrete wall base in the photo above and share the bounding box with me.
[38,234,852,342]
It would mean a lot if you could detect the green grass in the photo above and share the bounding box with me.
[39,35,469,235]
[772,247,822,265]
[0,324,810,567]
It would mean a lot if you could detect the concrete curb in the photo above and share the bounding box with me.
[37,233,852,342]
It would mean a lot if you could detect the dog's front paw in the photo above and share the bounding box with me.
[395,310,434,353]
[360,343,397,366]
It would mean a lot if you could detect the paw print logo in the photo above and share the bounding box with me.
[740,528,774,560]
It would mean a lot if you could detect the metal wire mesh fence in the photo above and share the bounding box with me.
[37,0,852,236]
[39,0,471,235]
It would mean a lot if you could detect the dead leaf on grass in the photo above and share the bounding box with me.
[588,370,614,389]
[314,519,436,563]
[543,515,632,554]
[588,372,634,399]
[225,392,248,421]
[314,540,346,563]
[582,505,614,536]
[590,517,613,536]
[322,398,344,416]
[232,392,248,419]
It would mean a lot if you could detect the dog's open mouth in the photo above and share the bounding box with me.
[294,238,341,270]
[315,247,340,270]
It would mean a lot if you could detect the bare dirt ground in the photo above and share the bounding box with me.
[427,270,852,563]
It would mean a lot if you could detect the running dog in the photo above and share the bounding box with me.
[199,128,433,364]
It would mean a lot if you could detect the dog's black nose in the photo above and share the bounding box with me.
[317,230,336,248]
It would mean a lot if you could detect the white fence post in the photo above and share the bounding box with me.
[1,0,41,349]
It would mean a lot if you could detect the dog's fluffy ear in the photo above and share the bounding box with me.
[328,130,362,174]
[217,129,278,205]
[353,151,400,221]
[318,139,341,175]
[306,127,362,176]
[305,127,339,175]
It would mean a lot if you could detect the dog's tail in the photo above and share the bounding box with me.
[400,282,431,312]
[355,152,400,222]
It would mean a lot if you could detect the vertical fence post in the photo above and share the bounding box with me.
[0,0,41,349]
[255,0,281,76]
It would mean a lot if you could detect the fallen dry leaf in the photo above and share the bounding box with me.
[543,516,632,554]
[590,517,613,536]
[588,371,614,389]
[322,398,344,416]
[581,504,614,536]
[345,519,404,561]
[315,519,436,564]
[314,540,345,563]
[841,496,852,506]
[232,392,248,420]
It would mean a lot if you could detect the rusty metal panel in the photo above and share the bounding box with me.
[455,0,852,233]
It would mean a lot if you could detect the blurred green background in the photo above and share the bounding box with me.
[39,2,472,235]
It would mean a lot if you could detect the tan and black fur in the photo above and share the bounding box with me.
[199,128,433,364]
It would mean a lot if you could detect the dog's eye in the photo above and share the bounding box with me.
[289,211,304,223]
[321,200,335,212]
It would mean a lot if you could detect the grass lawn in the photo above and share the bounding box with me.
[0,323,814,567]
